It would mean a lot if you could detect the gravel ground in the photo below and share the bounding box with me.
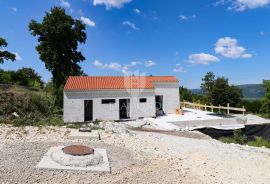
[1,123,270,183]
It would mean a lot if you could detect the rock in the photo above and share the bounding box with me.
[11,112,19,118]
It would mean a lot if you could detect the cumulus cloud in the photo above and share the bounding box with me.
[188,53,219,65]
[173,64,186,73]
[81,16,96,27]
[122,21,140,31]
[144,60,157,67]
[60,0,71,8]
[215,37,252,59]
[93,0,132,10]
[179,14,196,21]
[93,60,156,73]
[93,60,122,71]
[134,8,141,14]
[216,0,270,11]
[14,52,23,61]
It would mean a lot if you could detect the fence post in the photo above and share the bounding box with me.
[219,104,221,113]
[227,103,230,115]
[211,104,214,112]
[204,104,206,111]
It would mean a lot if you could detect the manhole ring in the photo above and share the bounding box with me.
[62,145,94,156]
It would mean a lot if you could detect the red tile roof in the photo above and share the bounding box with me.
[64,76,179,91]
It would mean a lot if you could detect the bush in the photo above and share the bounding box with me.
[12,116,64,127]
[219,129,247,145]
[248,136,270,148]
[238,100,262,113]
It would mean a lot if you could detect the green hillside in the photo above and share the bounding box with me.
[237,84,265,100]
[191,84,265,100]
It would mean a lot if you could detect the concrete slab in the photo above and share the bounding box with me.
[68,130,100,140]
[36,146,110,172]
[145,108,248,131]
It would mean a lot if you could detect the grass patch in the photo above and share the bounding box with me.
[247,137,270,148]
[256,113,270,119]
[219,129,270,149]
[0,115,64,127]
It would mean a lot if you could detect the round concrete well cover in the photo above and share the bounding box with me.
[62,145,94,156]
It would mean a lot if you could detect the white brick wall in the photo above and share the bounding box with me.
[63,89,156,122]
[63,83,180,122]
[153,82,180,114]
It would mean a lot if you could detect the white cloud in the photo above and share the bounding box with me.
[11,7,17,12]
[134,8,141,14]
[93,60,122,71]
[123,21,140,31]
[129,61,142,67]
[173,64,186,73]
[179,14,196,21]
[60,0,71,8]
[215,37,252,59]
[93,60,156,73]
[81,16,96,27]
[188,53,219,65]
[217,0,270,11]
[14,52,22,61]
[93,0,132,10]
[144,60,157,67]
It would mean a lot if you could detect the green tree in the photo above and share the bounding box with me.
[29,7,87,106]
[14,68,44,88]
[261,80,270,113]
[0,38,16,64]
[0,69,12,84]
[212,77,242,106]
[179,86,193,102]
[201,72,216,104]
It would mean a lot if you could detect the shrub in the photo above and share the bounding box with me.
[248,137,270,148]
[12,116,64,127]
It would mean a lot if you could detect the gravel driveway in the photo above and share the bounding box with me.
[1,123,270,183]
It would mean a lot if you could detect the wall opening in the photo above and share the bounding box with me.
[84,100,93,122]
[119,99,130,119]
[155,95,164,116]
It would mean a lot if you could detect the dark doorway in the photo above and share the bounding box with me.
[155,95,164,116]
[84,100,93,121]
[119,99,130,119]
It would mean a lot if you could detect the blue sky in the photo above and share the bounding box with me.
[0,0,270,88]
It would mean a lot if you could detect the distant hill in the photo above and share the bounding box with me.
[237,84,265,100]
[190,84,265,100]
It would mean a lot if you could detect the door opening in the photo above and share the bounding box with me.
[84,100,93,121]
[119,99,130,119]
[155,95,164,116]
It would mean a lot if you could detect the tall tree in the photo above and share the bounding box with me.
[28,7,86,105]
[0,37,16,64]
[212,77,242,106]
[14,68,44,88]
[201,72,243,106]
[179,86,193,102]
[201,72,216,104]
[261,80,270,113]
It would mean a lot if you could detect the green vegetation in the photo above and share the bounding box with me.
[237,84,265,100]
[0,85,63,127]
[192,84,265,100]
[29,7,87,106]
[201,72,243,106]
[219,130,270,149]
[181,72,270,118]
[0,68,44,88]
[0,37,16,64]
